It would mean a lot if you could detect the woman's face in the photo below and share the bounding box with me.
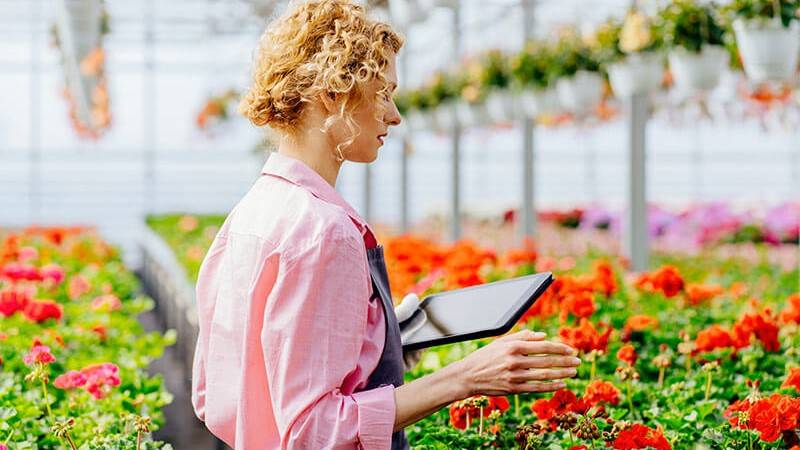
[330,53,402,163]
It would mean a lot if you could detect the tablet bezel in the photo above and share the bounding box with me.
[401,272,554,351]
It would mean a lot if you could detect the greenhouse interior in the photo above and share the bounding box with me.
[1,0,799,448]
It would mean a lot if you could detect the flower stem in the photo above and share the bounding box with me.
[747,429,753,450]
[479,406,484,436]
[3,429,13,444]
[65,433,78,450]
[137,430,142,450]
[466,411,470,431]
[40,377,53,420]
[626,380,635,419]
[514,394,520,419]
[569,429,576,447]
[658,367,665,387]
[704,372,712,400]
[590,355,597,381]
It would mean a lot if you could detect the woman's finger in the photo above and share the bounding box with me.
[509,367,578,383]
[518,355,582,369]
[514,340,575,356]
[498,329,546,342]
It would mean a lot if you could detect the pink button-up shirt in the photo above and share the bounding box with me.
[191,152,395,449]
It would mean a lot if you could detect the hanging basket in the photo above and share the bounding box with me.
[556,70,605,113]
[519,87,560,118]
[668,45,728,93]
[608,52,665,97]
[733,18,800,84]
[455,99,490,127]
[485,90,518,123]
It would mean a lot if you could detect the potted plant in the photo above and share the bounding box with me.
[725,0,800,83]
[661,0,728,93]
[480,50,519,123]
[510,39,561,118]
[599,11,666,97]
[552,30,605,114]
[454,65,490,127]
[404,87,437,132]
[428,71,460,132]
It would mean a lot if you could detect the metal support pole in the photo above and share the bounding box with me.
[625,93,649,271]
[450,2,462,240]
[519,0,536,240]
[400,42,410,232]
[29,0,42,223]
[144,0,156,213]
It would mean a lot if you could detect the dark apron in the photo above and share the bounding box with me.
[360,245,409,450]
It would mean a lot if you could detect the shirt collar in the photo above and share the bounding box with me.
[261,152,375,240]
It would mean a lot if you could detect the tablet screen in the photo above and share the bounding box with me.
[401,272,551,348]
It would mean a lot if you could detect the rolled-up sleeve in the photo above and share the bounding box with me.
[262,225,395,450]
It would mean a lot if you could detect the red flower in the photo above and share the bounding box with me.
[91,324,107,340]
[782,367,800,391]
[448,396,510,430]
[23,299,63,323]
[584,380,620,406]
[621,315,659,342]
[612,424,671,450]
[685,283,723,306]
[735,307,781,352]
[1,262,42,282]
[23,345,56,366]
[559,319,613,354]
[725,394,800,442]
[81,362,121,399]
[635,266,684,298]
[592,260,617,297]
[530,389,590,421]
[694,325,734,354]
[559,290,596,322]
[616,344,638,366]
[0,285,34,317]
[54,370,88,390]
[780,293,800,324]
[570,446,589,450]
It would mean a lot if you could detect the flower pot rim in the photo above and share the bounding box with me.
[733,17,800,31]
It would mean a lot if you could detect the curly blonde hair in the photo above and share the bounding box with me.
[239,0,404,153]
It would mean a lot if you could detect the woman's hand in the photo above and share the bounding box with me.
[449,329,580,398]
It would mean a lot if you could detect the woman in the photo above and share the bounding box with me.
[191,1,581,448]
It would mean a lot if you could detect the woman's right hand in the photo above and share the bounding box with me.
[450,329,580,398]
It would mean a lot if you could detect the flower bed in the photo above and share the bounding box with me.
[0,226,174,449]
[148,213,799,449]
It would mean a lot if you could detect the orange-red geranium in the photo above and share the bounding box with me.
[617,344,638,366]
[559,318,613,354]
[780,293,800,324]
[734,306,781,352]
[622,314,659,341]
[22,299,63,323]
[584,380,620,406]
[635,266,684,298]
[449,395,510,430]
[612,424,671,450]
[559,290,596,322]
[725,394,800,442]
[531,389,590,422]
[782,367,800,392]
[685,283,724,306]
[694,325,735,354]
[592,260,618,297]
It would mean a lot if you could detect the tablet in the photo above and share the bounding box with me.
[400,272,553,351]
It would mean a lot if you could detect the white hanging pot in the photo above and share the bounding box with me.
[733,18,800,84]
[432,101,457,131]
[485,90,517,123]
[668,45,728,93]
[608,52,664,97]
[519,86,559,118]
[455,99,490,127]
[556,70,605,113]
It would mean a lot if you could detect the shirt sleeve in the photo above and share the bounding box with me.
[262,225,396,450]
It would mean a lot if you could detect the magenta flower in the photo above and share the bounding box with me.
[40,263,66,285]
[54,370,88,390]
[82,363,121,399]
[23,345,56,366]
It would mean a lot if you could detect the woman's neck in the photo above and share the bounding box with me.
[277,131,342,187]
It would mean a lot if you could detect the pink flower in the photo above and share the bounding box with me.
[0,285,34,317]
[54,370,88,390]
[82,363,121,399]
[18,246,39,262]
[0,443,8,450]
[91,294,122,312]
[23,345,56,366]
[40,263,66,285]
[68,275,91,300]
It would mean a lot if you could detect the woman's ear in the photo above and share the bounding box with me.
[318,91,337,115]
